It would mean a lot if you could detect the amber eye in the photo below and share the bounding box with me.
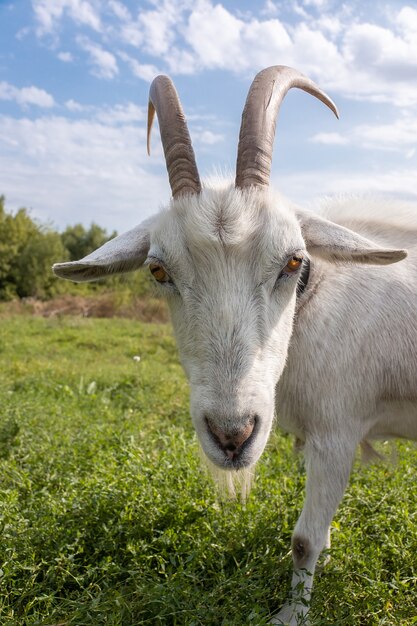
[149,262,170,283]
[284,256,303,273]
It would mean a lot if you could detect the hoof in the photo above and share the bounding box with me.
[269,601,310,626]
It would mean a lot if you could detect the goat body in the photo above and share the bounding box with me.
[53,67,417,625]
[274,197,417,623]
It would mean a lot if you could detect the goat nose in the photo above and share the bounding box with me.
[206,416,256,459]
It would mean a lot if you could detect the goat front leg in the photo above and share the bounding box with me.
[271,436,356,625]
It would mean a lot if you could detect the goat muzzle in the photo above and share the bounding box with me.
[205,415,256,461]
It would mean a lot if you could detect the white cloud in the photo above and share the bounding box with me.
[278,167,417,207]
[261,0,279,18]
[4,108,414,236]
[138,4,177,57]
[0,112,169,231]
[119,21,143,47]
[1,102,415,237]
[64,100,146,123]
[58,51,73,62]
[65,98,90,111]
[328,20,417,105]
[16,27,31,40]
[118,52,160,82]
[165,48,197,75]
[292,22,342,73]
[302,0,330,8]
[353,115,417,151]
[310,132,349,145]
[185,2,243,69]
[95,103,145,124]
[311,114,417,153]
[142,2,417,106]
[0,81,55,108]
[77,37,118,79]
[108,0,131,22]
[314,15,342,37]
[30,0,417,106]
[184,3,417,105]
[194,130,224,145]
[32,0,102,35]
[396,5,417,34]
[111,1,179,53]
[345,22,415,70]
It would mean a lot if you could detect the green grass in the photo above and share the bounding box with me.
[0,315,416,625]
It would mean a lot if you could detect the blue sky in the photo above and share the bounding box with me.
[1,0,417,233]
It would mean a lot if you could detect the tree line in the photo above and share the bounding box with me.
[0,195,151,300]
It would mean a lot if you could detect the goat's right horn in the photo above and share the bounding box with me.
[235,65,339,190]
[148,75,201,198]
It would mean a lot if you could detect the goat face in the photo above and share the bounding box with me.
[53,66,404,472]
[147,186,305,469]
[138,67,335,470]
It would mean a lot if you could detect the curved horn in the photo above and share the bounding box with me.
[147,75,201,198]
[235,65,339,190]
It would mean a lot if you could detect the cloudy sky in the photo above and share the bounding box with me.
[1,0,417,233]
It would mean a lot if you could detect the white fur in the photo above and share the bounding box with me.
[53,181,416,625]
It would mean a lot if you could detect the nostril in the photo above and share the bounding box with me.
[205,417,224,449]
[205,414,258,458]
[241,416,255,442]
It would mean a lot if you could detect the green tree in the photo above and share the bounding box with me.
[0,196,68,299]
[59,221,157,295]
[0,196,37,299]
[61,223,117,261]
[15,230,69,298]
[0,196,154,301]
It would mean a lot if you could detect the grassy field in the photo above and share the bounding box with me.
[0,315,416,625]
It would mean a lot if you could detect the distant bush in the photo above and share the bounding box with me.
[0,195,155,302]
[0,195,69,299]
[61,222,117,262]
[0,292,169,323]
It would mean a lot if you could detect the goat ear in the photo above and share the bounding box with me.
[296,209,407,265]
[53,215,156,282]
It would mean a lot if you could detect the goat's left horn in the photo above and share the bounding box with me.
[235,65,339,190]
[147,75,201,198]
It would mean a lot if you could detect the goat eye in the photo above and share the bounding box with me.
[284,256,303,273]
[149,262,170,283]
[276,256,304,283]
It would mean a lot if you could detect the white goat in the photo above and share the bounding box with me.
[53,66,417,625]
